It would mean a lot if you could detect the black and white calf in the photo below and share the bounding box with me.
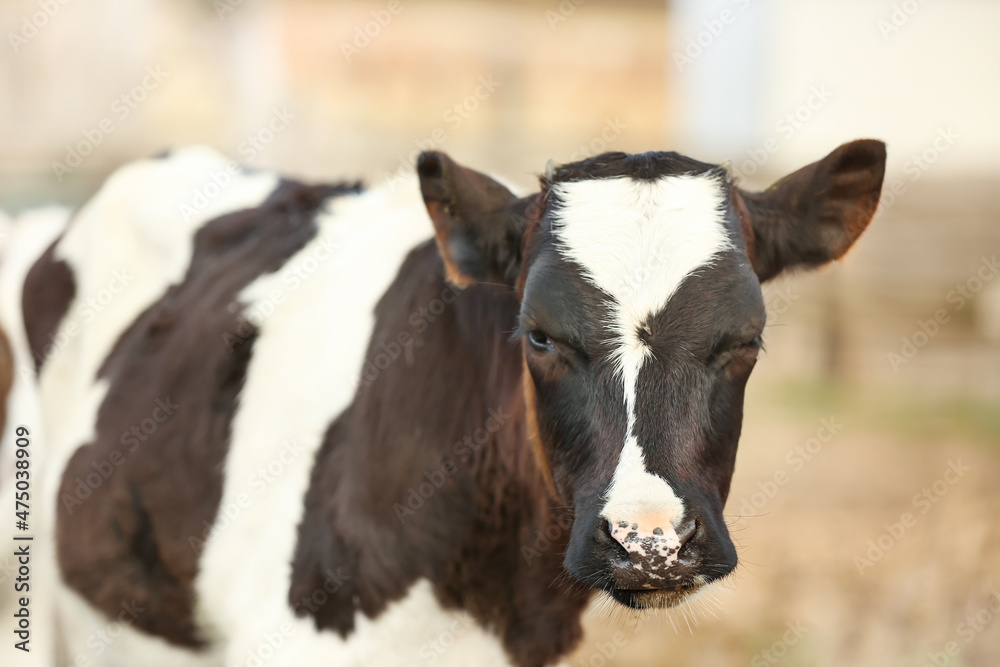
[17,140,884,666]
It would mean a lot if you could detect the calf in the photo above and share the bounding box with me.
[22,141,884,666]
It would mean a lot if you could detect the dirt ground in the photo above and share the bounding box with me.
[570,376,1000,667]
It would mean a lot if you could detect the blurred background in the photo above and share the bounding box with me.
[2,0,998,664]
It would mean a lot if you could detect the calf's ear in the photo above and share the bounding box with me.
[736,139,886,282]
[418,151,535,288]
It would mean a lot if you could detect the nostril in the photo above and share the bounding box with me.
[676,518,697,546]
[676,518,699,565]
[601,519,615,542]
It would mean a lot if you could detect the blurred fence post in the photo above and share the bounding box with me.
[668,0,766,163]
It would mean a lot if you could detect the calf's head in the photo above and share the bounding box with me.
[418,141,885,609]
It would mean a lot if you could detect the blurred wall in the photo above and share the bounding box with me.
[671,0,1000,398]
[0,0,669,206]
[671,0,1000,180]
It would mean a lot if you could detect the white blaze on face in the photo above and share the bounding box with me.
[549,174,732,535]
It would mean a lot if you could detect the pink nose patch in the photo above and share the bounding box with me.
[609,521,682,566]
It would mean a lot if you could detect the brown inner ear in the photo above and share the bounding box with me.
[419,150,527,288]
[736,139,886,282]
[522,352,563,504]
[424,198,476,289]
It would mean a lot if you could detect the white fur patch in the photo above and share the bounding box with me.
[55,585,222,667]
[41,148,279,509]
[33,149,280,666]
[550,175,732,529]
[194,178,511,665]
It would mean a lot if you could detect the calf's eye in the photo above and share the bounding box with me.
[527,330,555,352]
